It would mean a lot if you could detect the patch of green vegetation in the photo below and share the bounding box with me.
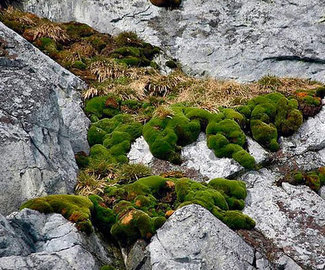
[35,37,59,56]
[294,89,323,117]
[72,60,87,70]
[64,22,95,40]
[85,95,121,119]
[100,266,116,270]
[281,167,325,192]
[20,195,94,234]
[110,32,160,67]
[165,60,178,69]
[143,105,255,168]
[115,163,152,184]
[86,114,142,168]
[257,75,282,90]
[245,93,303,150]
[20,176,255,247]
[88,175,254,246]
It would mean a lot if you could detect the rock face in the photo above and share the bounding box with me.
[0,22,90,215]
[0,209,112,269]
[241,170,325,270]
[239,105,325,270]
[129,204,270,270]
[23,0,325,82]
[280,104,325,171]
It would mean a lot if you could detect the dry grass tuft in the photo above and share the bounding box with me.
[174,75,322,108]
[153,105,175,119]
[69,41,97,58]
[24,22,69,42]
[75,170,108,196]
[90,60,127,82]
[144,73,185,97]
[1,6,38,27]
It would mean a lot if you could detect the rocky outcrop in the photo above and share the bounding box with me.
[0,209,113,269]
[241,170,325,270]
[23,0,325,82]
[0,22,90,215]
[128,204,271,270]
[239,104,325,270]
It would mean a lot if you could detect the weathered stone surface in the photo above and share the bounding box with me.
[128,133,268,180]
[23,0,325,82]
[128,136,154,165]
[279,103,325,171]
[0,209,112,270]
[0,22,90,215]
[133,204,266,270]
[241,169,325,269]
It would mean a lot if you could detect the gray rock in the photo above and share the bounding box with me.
[0,209,112,270]
[134,204,265,270]
[0,22,90,215]
[181,133,243,179]
[23,0,325,82]
[281,103,325,155]
[241,169,325,269]
[279,102,325,171]
[128,136,154,165]
[319,186,325,199]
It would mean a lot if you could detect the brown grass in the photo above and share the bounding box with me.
[1,6,39,27]
[23,22,69,42]
[75,170,108,196]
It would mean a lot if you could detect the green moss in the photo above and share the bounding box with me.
[89,195,116,235]
[251,120,279,151]
[165,60,178,69]
[20,195,93,233]
[315,86,325,99]
[72,60,87,70]
[110,207,156,246]
[275,97,303,136]
[143,107,202,164]
[100,265,116,270]
[293,172,304,184]
[87,114,142,169]
[282,167,325,192]
[306,172,321,191]
[221,210,256,230]
[64,22,95,40]
[85,96,112,119]
[144,106,255,168]
[221,108,246,128]
[36,37,58,56]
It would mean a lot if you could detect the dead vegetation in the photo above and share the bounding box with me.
[23,23,69,42]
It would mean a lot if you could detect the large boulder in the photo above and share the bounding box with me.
[0,209,113,269]
[23,0,325,82]
[0,22,90,215]
[128,204,271,270]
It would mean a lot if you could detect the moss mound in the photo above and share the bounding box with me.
[88,176,254,246]
[280,167,325,192]
[20,195,94,233]
[86,114,142,168]
[143,105,255,168]
[239,93,303,151]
